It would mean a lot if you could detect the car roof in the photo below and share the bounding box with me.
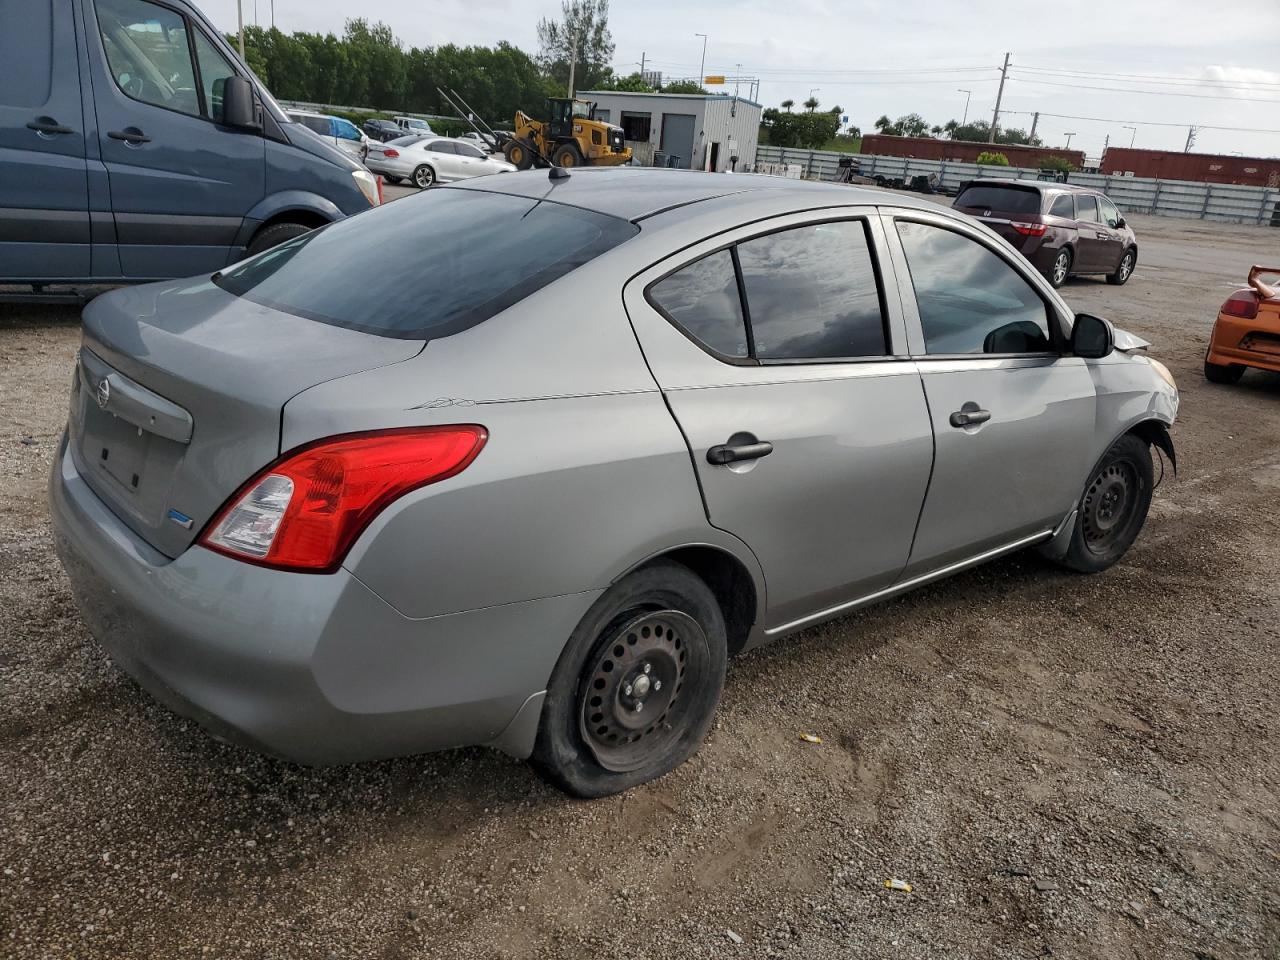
[449,167,935,223]
[965,178,1100,196]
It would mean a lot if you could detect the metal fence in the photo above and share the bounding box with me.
[754,145,1280,226]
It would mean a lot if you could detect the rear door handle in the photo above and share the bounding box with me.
[108,128,151,144]
[27,118,74,135]
[707,437,774,465]
[949,408,992,428]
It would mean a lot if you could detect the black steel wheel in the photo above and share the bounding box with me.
[1058,433,1154,573]
[532,561,727,797]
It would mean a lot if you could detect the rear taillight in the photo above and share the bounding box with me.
[201,426,487,573]
[1221,289,1259,320]
[1010,221,1047,237]
[383,148,399,158]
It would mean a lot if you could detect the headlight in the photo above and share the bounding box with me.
[1148,357,1177,392]
[351,169,380,207]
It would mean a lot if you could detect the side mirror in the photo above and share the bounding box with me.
[1072,313,1114,359]
[221,76,258,129]
[1115,216,1127,229]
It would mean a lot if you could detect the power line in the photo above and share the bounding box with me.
[1015,64,1280,90]
[1025,111,1280,136]
[1006,73,1280,103]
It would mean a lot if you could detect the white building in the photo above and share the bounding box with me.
[577,90,762,173]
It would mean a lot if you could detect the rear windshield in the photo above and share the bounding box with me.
[955,185,1042,215]
[214,189,638,339]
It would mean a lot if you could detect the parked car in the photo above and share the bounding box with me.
[393,115,435,138]
[0,0,380,287]
[952,180,1138,289]
[51,170,1178,798]
[459,131,497,153]
[287,110,369,162]
[364,136,515,188]
[362,118,405,143]
[1204,265,1280,383]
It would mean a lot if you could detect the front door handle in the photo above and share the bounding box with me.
[707,436,774,465]
[27,117,74,135]
[949,408,992,428]
[108,128,151,144]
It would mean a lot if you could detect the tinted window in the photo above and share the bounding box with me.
[649,251,748,358]
[215,190,638,340]
[1098,197,1121,228]
[192,28,235,123]
[96,0,200,117]
[1049,194,1075,218]
[954,185,1041,215]
[896,221,1052,355]
[428,141,457,154]
[1075,195,1099,222]
[737,222,885,360]
[297,115,330,136]
[457,143,487,159]
[333,118,362,141]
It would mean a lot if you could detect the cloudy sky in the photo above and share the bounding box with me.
[200,0,1280,160]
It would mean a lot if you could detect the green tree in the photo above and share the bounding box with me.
[780,99,794,112]
[803,96,819,112]
[1039,155,1075,173]
[761,101,841,149]
[536,0,614,93]
[662,80,707,94]
[597,71,654,92]
[976,150,1010,166]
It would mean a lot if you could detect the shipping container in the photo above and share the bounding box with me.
[1099,148,1280,188]
[858,135,1085,170]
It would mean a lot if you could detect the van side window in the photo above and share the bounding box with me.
[1049,194,1075,218]
[1097,197,1121,229]
[96,0,200,117]
[191,28,237,124]
[1075,195,1099,222]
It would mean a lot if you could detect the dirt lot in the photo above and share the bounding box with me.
[1,210,1278,960]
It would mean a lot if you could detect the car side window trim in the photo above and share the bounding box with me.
[642,214,897,368]
[882,210,1068,359]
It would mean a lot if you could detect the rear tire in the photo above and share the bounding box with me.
[412,165,435,189]
[531,561,727,798]
[1048,248,1072,288]
[246,221,312,257]
[1057,434,1154,574]
[1107,248,1136,285]
[1204,355,1245,384]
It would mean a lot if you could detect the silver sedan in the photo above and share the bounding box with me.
[365,135,515,188]
[50,170,1178,797]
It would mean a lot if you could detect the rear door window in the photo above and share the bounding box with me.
[1075,195,1099,222]
[954,185,1042,215]
[214,189,638,340]
[649,251,748,359]
[1049,194,1075,218]
[736,221,886,360]
[428,141,457,154]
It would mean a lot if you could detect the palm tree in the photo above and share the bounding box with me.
[874,114,892,132]
[930,125,944,137]
[803,96,819,112]
[780,99,794,112]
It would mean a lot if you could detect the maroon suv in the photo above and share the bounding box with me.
[952,180,1138,289]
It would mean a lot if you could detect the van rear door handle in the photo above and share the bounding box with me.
[108,128,151,144]
[27,118,74,135]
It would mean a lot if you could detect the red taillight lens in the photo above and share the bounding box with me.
[1010,221,1047,237]
[383,148,399,158]
[201,426,487,573]
[1221,289,1259,320]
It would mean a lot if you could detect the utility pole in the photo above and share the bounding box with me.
[1122,125,1137,148]
[1029,111,1039,142]
[1184,125,1198,152]
[989,51,1010,143]
[237,0,244,57]
[957,89,971,127]
[270,0,274,30]
[1103,134,1110,158]
[734,63,741,98]
[695,33,707,84]
[566,33,577,98]
[1064,132,1075,148]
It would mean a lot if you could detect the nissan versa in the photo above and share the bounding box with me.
[50,169,1179,797]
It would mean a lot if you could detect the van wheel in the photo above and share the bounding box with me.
[1056,434,1153,574]
[531,561,727,798]
[1107,249,1136,285]
[1049,248,1072,288]
[413,165,436,189]
[246,222,312,257]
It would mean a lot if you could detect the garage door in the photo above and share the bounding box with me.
[660,113,696,169]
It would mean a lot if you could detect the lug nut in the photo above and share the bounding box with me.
[635,702,644,712]
[624,683,633,696]
[653,680,662,691]
[643,662,651,674]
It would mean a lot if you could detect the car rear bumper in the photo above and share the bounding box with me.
[1207,314,1280,372]
[49,433,598,765]
[365,157,414,178]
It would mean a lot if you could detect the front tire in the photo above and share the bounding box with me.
[1204,355,1245,384]
[504,140,535,170]
[1057,434,1154,573]
[246,221,312,257]
[1048,248,1072,288]
[1107,248,1136,285]
[531,561,727,798]
[552,143,584,168]
[412,164,436,189]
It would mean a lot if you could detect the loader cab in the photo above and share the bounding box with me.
[546,98,595,140]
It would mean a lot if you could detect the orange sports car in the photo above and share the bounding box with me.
[1205,265,1280,383]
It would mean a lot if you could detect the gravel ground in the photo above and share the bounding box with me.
[1,211,1278,959]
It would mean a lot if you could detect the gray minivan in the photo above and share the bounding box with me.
[0,0,381,286]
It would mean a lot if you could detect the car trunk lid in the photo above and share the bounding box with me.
[71,277,423,559]
[954,183,1047,248]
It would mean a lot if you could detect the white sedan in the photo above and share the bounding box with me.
[365,136,516,189]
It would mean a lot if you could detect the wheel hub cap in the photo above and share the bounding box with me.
[578,610,699,773]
